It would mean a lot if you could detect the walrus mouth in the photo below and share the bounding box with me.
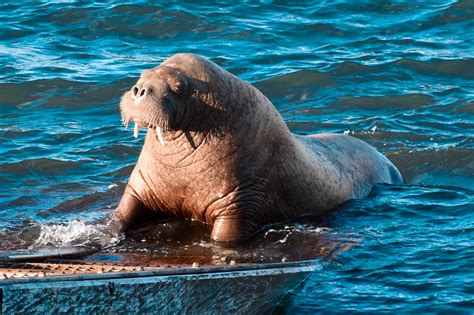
[124,116,166,145]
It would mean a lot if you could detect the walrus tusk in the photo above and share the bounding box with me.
[134,122,140,138]
[156,127,165,145]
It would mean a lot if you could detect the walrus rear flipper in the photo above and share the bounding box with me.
[389,165,404,185]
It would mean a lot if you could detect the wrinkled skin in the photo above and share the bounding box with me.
[107,53,403,243]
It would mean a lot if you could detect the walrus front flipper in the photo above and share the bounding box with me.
[0,246,98,262]
[105,186,148,234]
[211,215,261,243]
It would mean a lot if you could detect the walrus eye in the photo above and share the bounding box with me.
[173,81,183,94]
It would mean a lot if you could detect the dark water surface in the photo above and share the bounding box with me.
[0,0,473,313]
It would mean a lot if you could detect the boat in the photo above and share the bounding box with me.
[0,246,320,313]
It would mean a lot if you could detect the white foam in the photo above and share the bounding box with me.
[264,225,329,243]
[33,219,124,249]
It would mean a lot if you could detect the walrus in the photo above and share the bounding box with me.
[106,53,403,243]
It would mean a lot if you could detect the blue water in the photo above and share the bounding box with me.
[1,0,473,313]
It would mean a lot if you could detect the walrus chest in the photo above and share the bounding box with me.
[130,139,243,223]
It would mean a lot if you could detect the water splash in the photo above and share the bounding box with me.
[33,219,124,249]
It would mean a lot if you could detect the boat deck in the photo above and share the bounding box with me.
[0,260,169,279]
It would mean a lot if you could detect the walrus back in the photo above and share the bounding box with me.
[302,133,403,186]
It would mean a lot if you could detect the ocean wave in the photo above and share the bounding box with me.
[0,158,83,175]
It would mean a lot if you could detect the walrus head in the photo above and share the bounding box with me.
[119,66,189,145]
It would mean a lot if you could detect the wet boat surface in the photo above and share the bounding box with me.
[0,251,320,314]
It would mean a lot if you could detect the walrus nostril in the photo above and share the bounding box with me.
[133,86,139,96]
[140,88,146,97]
